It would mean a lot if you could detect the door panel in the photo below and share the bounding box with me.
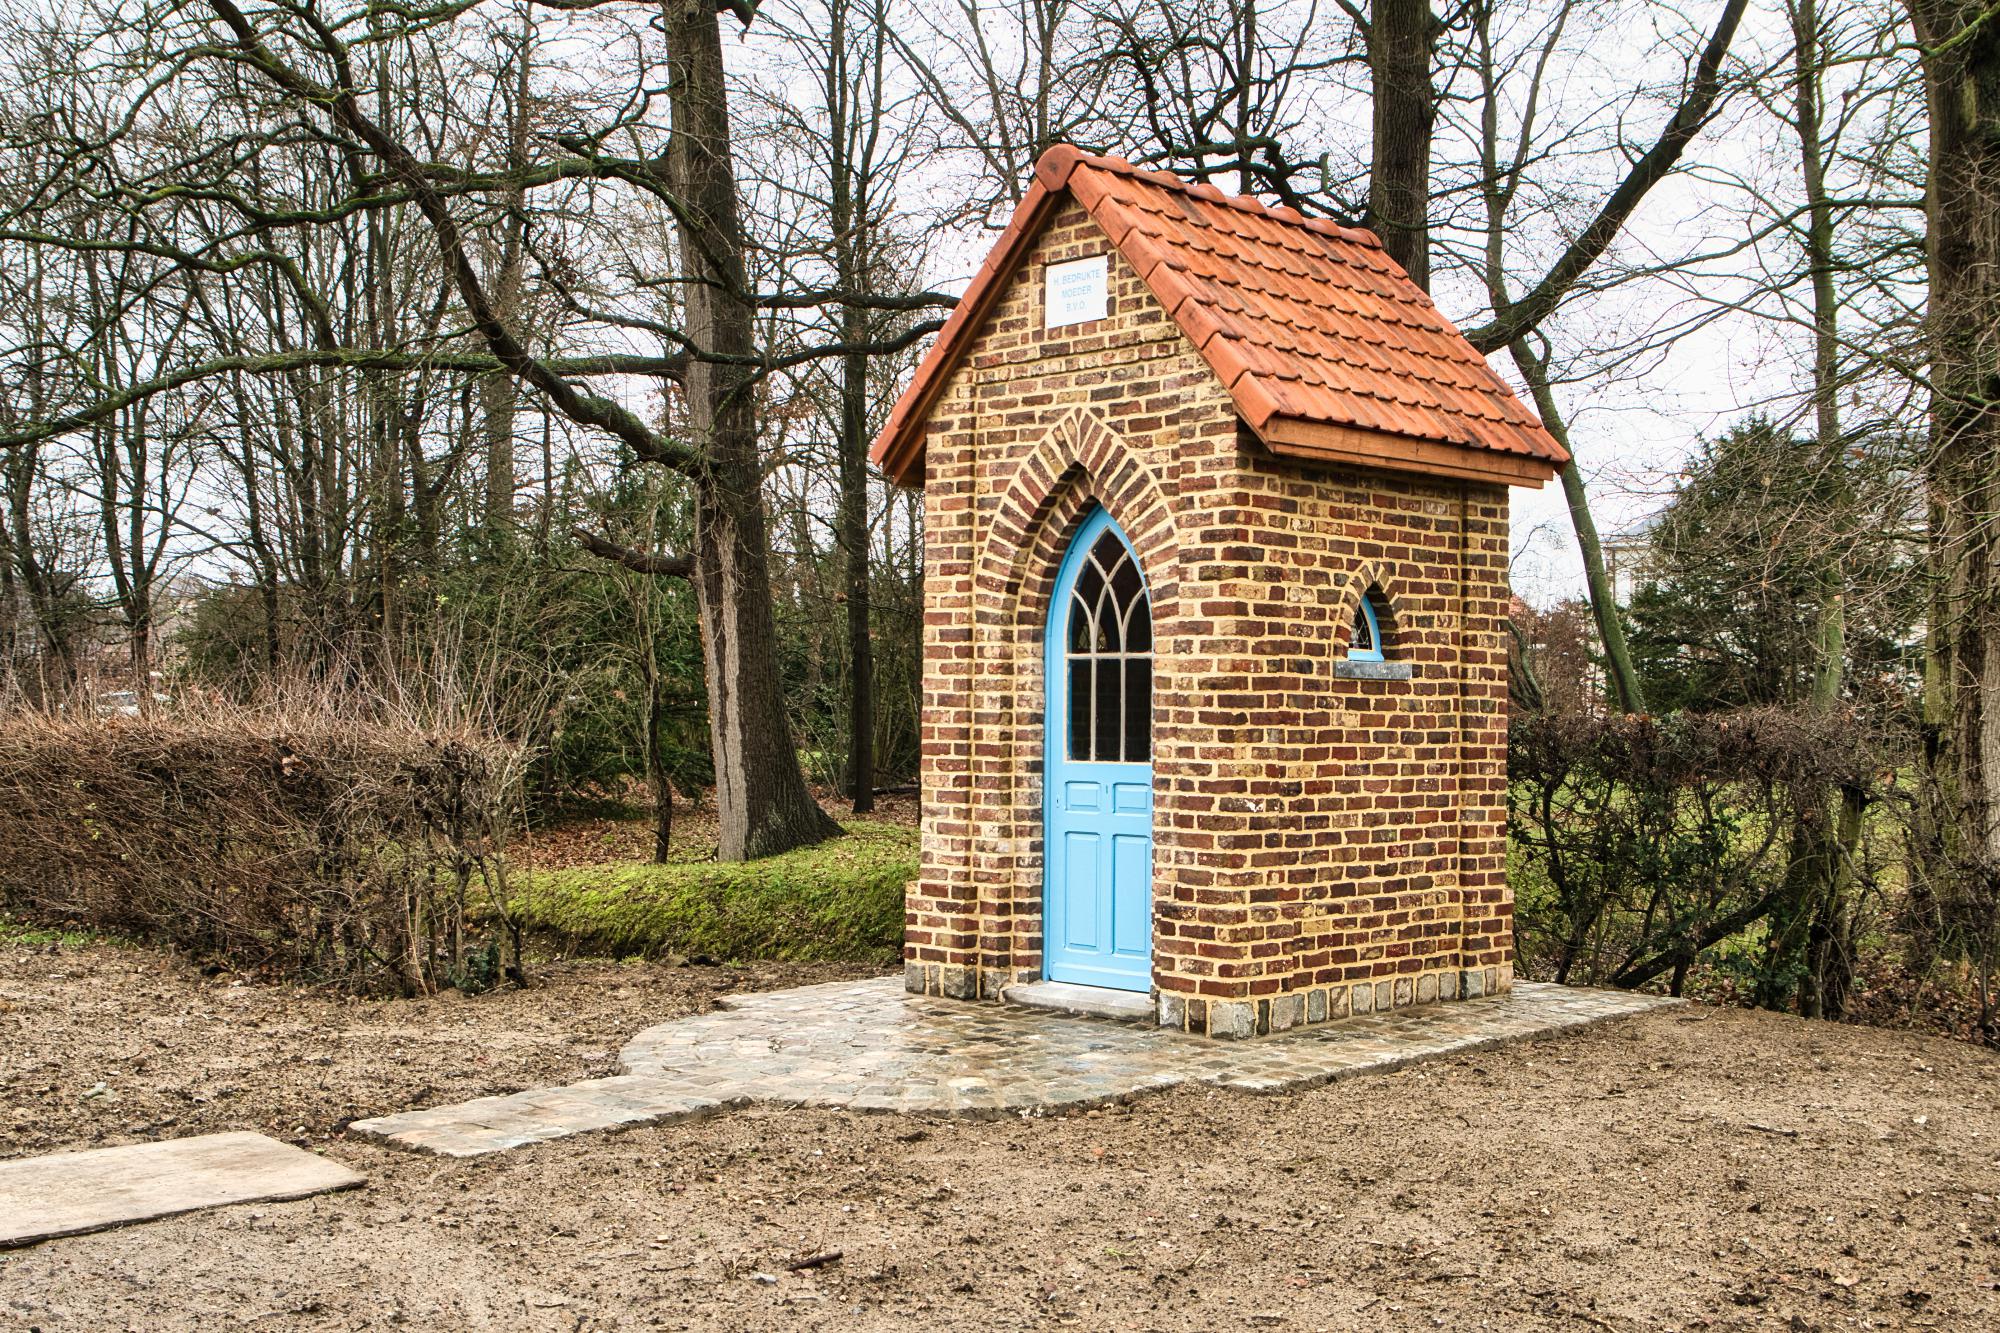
[1112,834,1151,955]
[1044,508,1153,992]
[1111,781,1149,814]
[1063,832,1101,947]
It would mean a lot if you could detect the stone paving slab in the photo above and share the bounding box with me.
[0,1131,364,1248]
[348,980,1676,1157]
[353,1078,734,1156]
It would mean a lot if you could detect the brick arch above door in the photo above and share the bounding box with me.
[958,408,1184,991]
[973,407,1182,627]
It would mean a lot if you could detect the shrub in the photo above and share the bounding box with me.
[509,820,913,963]
[1508,707,1884,996]
[0,704,525,995]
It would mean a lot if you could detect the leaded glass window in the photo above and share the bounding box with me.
[1065,530,1151,762]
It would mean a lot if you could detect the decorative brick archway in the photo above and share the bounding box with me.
[963,408,1181,996]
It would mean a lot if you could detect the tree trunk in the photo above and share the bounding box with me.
[837,333,876,814]
[2,445,78,694]
[826,0,876,815]
[1803,785,1864,1018]
[1906,0,2000,944]
[1763,0,1858,1017]
[228,403,285,676]
[664,0,839,860]
[480,369,518,537]
[642,637,674,864]
[481,20,532,540]
[129,612,153,699]
[1366,0,1441,291]
[1509,340,1647,714]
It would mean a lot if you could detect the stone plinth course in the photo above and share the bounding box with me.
[348,978,1676,1157]
[0,1131,364,1248]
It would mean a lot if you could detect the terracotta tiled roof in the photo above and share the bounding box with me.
[871,146,1567,489]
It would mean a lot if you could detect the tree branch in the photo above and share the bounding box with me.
[203,0,698,472]
[572,527,693,577]
[0,348,685,452]
[1461,0,1752,354]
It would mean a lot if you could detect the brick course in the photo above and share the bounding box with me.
[901,199,1517,1037]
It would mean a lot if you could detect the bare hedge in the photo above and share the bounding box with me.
[1508,706,1887,997]
[0,708,524,995]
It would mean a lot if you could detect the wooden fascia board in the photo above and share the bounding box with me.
[1254,415,1557,489]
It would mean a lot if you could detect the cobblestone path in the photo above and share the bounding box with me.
[348,979,1675,1156]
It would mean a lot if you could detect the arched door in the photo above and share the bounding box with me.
[1043,507,1153,991]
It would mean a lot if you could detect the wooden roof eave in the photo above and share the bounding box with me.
[1250,415,1559,489]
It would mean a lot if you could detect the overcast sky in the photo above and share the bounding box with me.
[736,0,1919,609]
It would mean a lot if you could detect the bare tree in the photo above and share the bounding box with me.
[1087,0,1359,206]
[889,0,1112,226]
[1453,0,1751,713]
[743,0,946,813]
[0,0,945,857]
[1338,0,1443,288]
[1903,0,2000,1016]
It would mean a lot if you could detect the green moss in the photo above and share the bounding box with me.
[507,820,914,964]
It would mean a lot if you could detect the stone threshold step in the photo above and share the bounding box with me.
[1002,980,1154,1023]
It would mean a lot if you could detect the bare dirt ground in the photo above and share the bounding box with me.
[3,940,1998,1333]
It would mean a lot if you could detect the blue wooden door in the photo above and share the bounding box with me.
[1044,508,1153,991]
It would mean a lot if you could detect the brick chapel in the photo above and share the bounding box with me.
[870,146,1567,1039]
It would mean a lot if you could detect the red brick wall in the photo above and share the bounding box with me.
[905,199,1513,1037]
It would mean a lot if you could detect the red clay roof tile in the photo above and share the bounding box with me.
[870,146,1566,486]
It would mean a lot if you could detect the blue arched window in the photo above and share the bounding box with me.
[1347,589,1385,662]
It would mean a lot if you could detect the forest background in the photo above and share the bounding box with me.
[1,0,1996,1041]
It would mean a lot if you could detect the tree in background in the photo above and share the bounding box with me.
[0,0,966,858]
[1626,420,1919,716]
[1456,0,1752,716]
[1346,0,1441,288]
[744,0,944,814]
[1507,597,1601,717]
[1902,0,2000,1026]
[0,0,1993,1034]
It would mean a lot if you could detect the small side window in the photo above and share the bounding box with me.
[1337,585,1412,680]
[1348,592,1385,662]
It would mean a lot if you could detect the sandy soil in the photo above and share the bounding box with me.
[3,941,1998,1332]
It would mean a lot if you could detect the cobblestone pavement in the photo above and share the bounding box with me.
[348,980,1676,1156]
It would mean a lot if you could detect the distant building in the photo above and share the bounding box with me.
[1602,512,1661,606]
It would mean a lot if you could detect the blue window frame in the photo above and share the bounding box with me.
[1348,590,1385,662]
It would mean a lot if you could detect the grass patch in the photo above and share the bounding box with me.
[0,912,134,950]
[508,820,914,964]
